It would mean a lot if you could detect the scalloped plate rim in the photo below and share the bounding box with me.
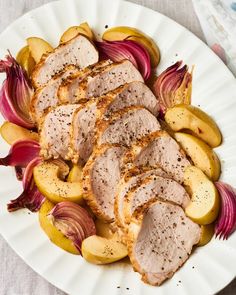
[0,0,236,295]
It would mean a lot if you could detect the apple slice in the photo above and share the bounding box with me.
[184,166,220,225]
[16,45,36,76]
[95,219,117,239]
[175,132,221,181]
[0,122,39,145]
[165,104,222,147]
[60,22,94,43]
[27,37,53,63]
[33,162,83,204]
[198,223,215,246]
[67,164,83,182]
[82,235,127,264]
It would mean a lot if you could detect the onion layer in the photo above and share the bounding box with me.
[153,61,192,113]
[0,139,40,167]
[96,40,151,80]
[7,157,45,212]
[215,182,236,239]
[0,53,34,128]
[49,202,96,253]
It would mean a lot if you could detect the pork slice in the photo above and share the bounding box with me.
[127,201,201,286]
[31,65,79,124]
[58,59,112,104]
[69,100,98,164]
[32,34,99,88]
[69,95,117,164]
[69,87,160,163]
[114,167,168,230]
[82,144,127,222]
[104,81,160,117]
[70,60,144,101]
[97,106,161,147]
[124,130,190,183]
[123,174,190,225]
[40,104,80,160]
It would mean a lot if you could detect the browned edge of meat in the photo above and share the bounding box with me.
[30,65,80,124]
[58,60,112,104]
[122,174,190,225]
[82,144,127,222]
[31,34,99,88]
[69,82,160,164]
[123,130,190,183]
[96,106,161,147]
[103,81,160,117]
[39,104,81,160]
[126,200,201,286]
[72,59,144,101]
[114,166,166,231]
[69,95,116,164]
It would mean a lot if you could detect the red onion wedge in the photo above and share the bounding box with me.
[96,41,138,68]
[48,202,96,253]
[7,157,45,212]
[96,40,151,80]
[153,61,192,113]
[215,182,236,240]
[0,139,40,167]
[15,166,25,181]
[0,53,34,129]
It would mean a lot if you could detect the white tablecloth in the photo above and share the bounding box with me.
[0,0,235,294]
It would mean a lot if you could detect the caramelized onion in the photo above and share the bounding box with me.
[49,202,96,253]
[96,40,151,80]
[215,182,236,239]
[0,139,40,167]
[153,61,192,113]
[7,157,45,212]
[0,53,34,128]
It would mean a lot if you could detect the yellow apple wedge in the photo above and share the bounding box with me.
[184,166,220,225]
[33,162,84,204]
[95,219,117,239]
[60,22,94,43]
[82,235,128,264]
[102,26,160,67]
[198,223,215,246]
[0,122,39,145]
[165,105,222,147]
[16,45,36,76]
[39,200,79,254]
[79,22,94,39]
[174,132,221,181]
[27,37,53,63]
[67,164,83,182]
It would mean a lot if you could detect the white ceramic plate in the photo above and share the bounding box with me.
[0,0,236,294]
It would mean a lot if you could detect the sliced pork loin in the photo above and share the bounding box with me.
[69,99,99,164]
[123,174,190,225]
[70,84,160,163]
[40,104,80,160]
[82,144,128,222]
[58,59,144,102]
[97,106,161,147]
[124,130,190,183]
[69,96,116,164]
[58,59,113,104]
[114,167,168,230]
[127,200,201,285]
[32,34,99,88]
[31,65,79,124]
[103,81,159,117]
